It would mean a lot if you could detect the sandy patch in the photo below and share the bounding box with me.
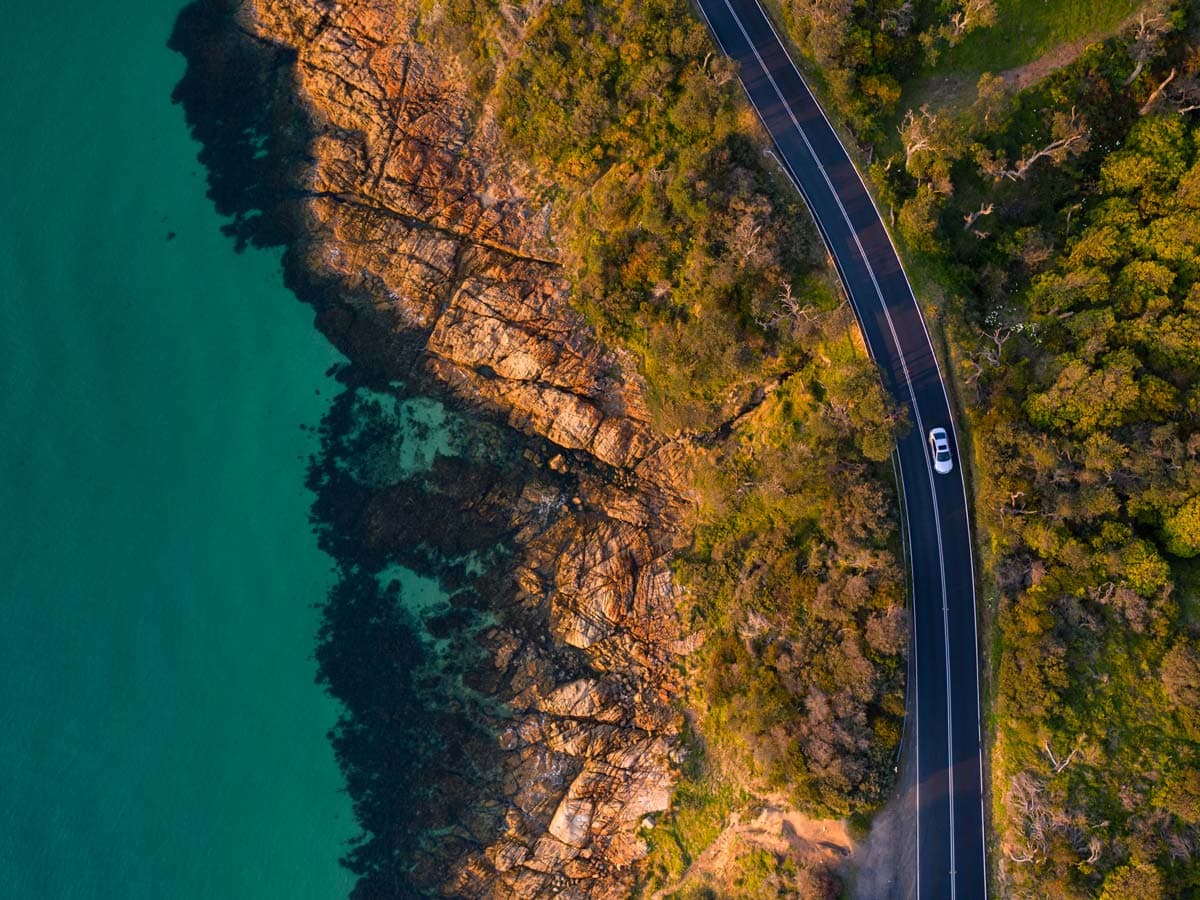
[651,795,852,898]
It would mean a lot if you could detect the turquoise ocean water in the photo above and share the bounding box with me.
[0,2,357,896]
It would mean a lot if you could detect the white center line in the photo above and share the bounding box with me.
[697,0,969,894]
[723,1,989,894]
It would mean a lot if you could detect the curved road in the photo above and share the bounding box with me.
[693,0,987,896]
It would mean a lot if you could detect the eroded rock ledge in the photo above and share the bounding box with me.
[171,0,697,895]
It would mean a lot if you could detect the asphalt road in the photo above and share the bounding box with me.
[693,0,988,896]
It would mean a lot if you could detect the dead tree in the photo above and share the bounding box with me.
[1002,108,1089,181]
[880,0,914,37]
[1144,63,1200,115]
[1087,581,1118,605]
[1005,771,1053,863]
[961,354,984,386]
[1138,37,1200,113]
[977,322,1015,365]
[777,281,808,320]
[899,106,941,166]
[948,0,997,43]
[963,202,994,232]
[1141,68,1177,113]
[1043,739,1081,775]
[1004,845,1037,864]
[1124,9,1172,86]
[702,51,735,86]
[1167,831,1195,863]
[986,323,1015,359]
[755,281,821,331]
[1168,68,1200,113]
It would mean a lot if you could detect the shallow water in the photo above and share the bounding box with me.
[0,2,358,896]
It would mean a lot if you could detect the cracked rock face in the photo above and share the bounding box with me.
[255,0,661,475]
[171,0,697,896]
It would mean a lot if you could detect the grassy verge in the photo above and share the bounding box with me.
[640,724,750,893]
[933,0,1140,76]
[904,0,1142,113]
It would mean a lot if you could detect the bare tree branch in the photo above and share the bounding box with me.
[1124,9,1171,86]
[1001,107,1089,181]
[963,202,994,231]
[1140,67,1177,114]
[948,0,997,42]
[755,281,823,331]
[1162,65,1200,114]
[961,354,984,386]
[899,106,939,164]
[1043,739,1082,775]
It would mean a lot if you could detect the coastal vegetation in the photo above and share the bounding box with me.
[679,326,905,817]
[776,0,1200,894]
[639,331,906,891]
[432,0,826,433]
[420,0,909,891]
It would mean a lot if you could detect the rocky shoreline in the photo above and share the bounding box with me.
[171,0,699,895]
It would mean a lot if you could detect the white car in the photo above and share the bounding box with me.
[928,427,953,475]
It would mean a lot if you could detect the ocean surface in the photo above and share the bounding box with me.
[0,2,360,896]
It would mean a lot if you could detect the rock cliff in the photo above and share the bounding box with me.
[171,0,696,896]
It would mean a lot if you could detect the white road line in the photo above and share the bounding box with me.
[699,0,973,893]
[734,6,989,890]
[890,449,921,898]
